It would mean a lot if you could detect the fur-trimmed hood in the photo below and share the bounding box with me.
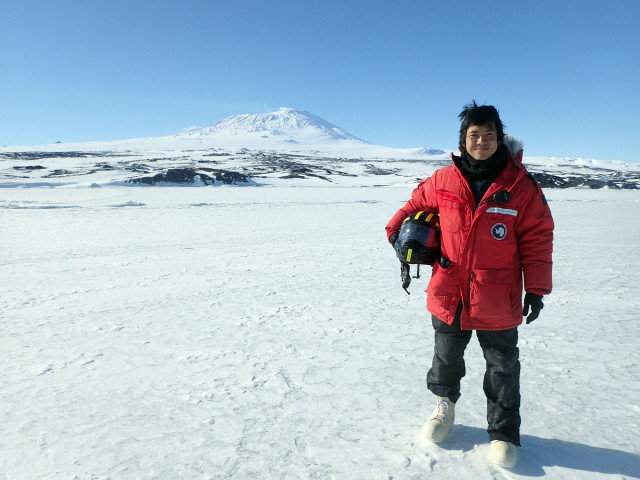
[502,134,524,159]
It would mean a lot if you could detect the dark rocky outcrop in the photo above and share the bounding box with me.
[13,165,46,171]
[127,168,249,186]
[529,171,640,190]
[2,150,640,189]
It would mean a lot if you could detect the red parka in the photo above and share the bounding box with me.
[386,138,554,330]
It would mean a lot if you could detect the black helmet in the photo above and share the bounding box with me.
[394,211,441,266]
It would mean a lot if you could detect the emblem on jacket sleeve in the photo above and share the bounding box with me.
[491,223,508,240]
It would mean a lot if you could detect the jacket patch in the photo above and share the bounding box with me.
[491,223,508,240]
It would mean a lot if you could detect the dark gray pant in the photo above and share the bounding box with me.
[426,307,521,446]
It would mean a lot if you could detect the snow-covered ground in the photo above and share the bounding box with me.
[1,185,639,479]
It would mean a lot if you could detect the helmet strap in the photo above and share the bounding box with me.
[401,262,411,294]
[401,262,423,295]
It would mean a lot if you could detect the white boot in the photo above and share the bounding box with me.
[489,440,518,468]
[422,396,455,443]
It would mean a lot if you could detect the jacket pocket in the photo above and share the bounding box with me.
[468,268,522,322]
[436,192,469,234]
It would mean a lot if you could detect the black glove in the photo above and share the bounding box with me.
[389,232,398,246]
[523,293,544,324]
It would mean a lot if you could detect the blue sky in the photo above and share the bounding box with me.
[2,0,639,161]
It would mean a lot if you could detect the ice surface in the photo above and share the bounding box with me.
[1,186,639,479]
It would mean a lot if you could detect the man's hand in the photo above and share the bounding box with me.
[389,232,398,246]
[523,293,544,324]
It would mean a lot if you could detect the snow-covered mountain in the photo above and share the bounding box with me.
[177,107,366,144]
[0,108,434,158]
[166,107,431,157]
[1,107,640,189]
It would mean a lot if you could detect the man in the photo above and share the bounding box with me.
[386,101,554,468]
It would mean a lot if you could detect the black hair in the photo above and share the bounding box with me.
[458,100,505,148]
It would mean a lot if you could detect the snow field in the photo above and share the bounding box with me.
[1,187,639,479]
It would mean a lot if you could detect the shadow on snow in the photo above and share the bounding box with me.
[439,425,640,478]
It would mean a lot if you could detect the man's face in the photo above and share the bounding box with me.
[465,123,499,161]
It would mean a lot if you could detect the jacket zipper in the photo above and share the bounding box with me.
[475,198,490,213]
